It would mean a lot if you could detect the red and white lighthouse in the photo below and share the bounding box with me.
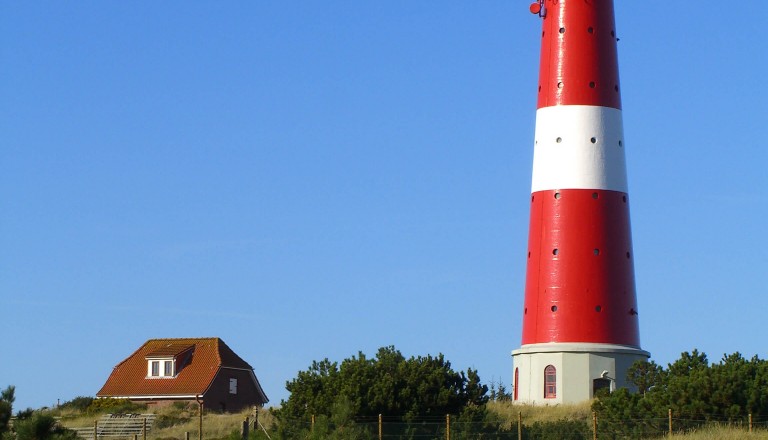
[512,0,649,404]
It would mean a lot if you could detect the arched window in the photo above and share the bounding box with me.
[513,367,519,401]
[544,365,556,399]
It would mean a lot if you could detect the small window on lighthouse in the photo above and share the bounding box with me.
[544,365,557,398]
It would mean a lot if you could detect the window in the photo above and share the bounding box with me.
[544,365,556,399]
[151,361,160,377]
[229,378,238,395]
[164,361,173,377]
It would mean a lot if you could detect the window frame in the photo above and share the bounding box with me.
[544,365,557,399]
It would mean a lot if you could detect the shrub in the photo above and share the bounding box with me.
[59,397,94,413]
[14,414,79,440]
[86,398,146,415]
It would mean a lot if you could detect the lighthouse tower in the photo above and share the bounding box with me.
[511,0,649,404]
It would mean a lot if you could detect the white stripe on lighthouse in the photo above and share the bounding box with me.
[532,105,628,193]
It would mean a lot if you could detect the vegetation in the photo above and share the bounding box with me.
[6,348,768,439]
[272,345,494,439]
[1,386,15,438]
[593,350,768,439]
[12,414,78,440]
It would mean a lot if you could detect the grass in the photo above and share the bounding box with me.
[487,399,593,426]
[56,403,276,440]
[486,401,768,440]
[55,401,766,440]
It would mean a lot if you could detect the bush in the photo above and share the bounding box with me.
[86,398,146,415]
[14,414,79,440]
[59,397,94,413]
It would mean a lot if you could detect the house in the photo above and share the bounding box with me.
[97,337,268,411]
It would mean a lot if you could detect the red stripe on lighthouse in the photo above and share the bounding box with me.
[537,0,621,109]
[522,189,640,346]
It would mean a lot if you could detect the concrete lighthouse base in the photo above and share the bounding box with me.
[511,343,649,405]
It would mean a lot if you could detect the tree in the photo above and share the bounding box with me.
[13,413,78,440]
[626,360,663,396]
[274,346,490,439]
[0,386,15,436]
[594,350,768,439]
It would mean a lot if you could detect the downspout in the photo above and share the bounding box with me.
[195,394,204,440]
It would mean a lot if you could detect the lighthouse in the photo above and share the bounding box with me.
[511,0,649,404]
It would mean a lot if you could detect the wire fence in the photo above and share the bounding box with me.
[69,410,768,440]
[264,411,768,440]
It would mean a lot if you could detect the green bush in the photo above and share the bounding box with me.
[86,398,146,415]
[14,413,78,440]
[59,397,94,413]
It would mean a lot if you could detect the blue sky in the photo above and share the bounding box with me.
[1,2,766,411]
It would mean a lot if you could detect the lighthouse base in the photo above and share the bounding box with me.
[511,343,649,405]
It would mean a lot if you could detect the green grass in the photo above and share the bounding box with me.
[486,401,768,440]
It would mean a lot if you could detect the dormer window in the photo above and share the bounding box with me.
[147,359,175,377]
[145,344,194,378]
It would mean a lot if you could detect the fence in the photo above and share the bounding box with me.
[72,414,156,440]
[274,411,768,440]
[69,409,768,440]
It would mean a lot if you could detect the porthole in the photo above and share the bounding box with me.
[622,195,627,203]
[559,27,565,34]
[626,252,631,259]
[592,192,598,199]
[587,27,594,34]
[552,248,559,255]
[557,82,563,89]
[551,305,558,312]
[589,81,596,88]
[590,137,597,144]
[595,305,602,312]
[593,249,600,255]
[618,140,623,147]
[554,192,561,199]
[556,137,562,143]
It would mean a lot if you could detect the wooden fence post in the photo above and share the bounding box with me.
[93,420,98,440]
[241,417,249,440]
[378,414,382,440]
[592,411,597,440]
[668,408,672,438]
[517,411,522,440]
[749,413,753,433]
[185,432,189,440]
[311,414,315,433]
[445,414,450,440]
[143,417,147,440]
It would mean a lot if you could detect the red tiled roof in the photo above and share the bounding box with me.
[145,344,194,358]
[97,337,254,398]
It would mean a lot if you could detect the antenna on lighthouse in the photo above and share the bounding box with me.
[511,0,649,405]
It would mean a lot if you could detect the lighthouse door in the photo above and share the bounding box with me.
[593,378,611,397]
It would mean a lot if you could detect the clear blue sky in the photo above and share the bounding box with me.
[1,2,766,411]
